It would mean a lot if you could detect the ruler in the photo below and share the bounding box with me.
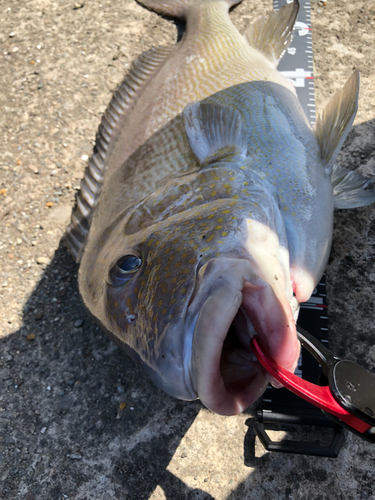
[253,0,345,457]
[275,0,316,125]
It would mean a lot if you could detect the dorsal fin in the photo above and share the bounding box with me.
[315,70,359,174]
[137,0,242,19]
[244,0,299,67]
[65,45,173,262]
[183,102,247,165]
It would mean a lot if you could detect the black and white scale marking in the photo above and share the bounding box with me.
[274,0,316,125]
[259,0,329,412]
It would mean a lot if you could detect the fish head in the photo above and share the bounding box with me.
[79,165,300,415]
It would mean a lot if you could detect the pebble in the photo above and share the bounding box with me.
[27,333,35,340]
[9,32,15,37]
[74,318,84,328]
[0,369,10,381]
[40,427,47,434]
[28,165,39,174]
[80,154,89,161]
[67,453,82,460]
[36,256,51,265]
[119,402,126,410]
[370,346,375,363]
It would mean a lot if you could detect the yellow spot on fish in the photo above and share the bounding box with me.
[229,201,237,207]
[215,225,223,230]
[218,240,224,244]
[114,301,119,308]
[126,297,132,308]
[218,218,223,222]
[162,308,167,315]
[158,299,163,307]
[223,210,230,214]
[231,216,237,220]
[240,166,246,170]
[211,191,217,196]
[210,207,218,212]
[292,212,296,216]
[283,207,288,211]
[201,246,210,252]
[233,195,239,199]
[206,235,214,242]
[244,181,248,186]
[207,214,214,219]
[229,176,235,181]
[222,232,228,237]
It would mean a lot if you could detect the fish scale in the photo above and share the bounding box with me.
[67,0,375,415]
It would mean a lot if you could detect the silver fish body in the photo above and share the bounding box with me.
[66,0,375,415]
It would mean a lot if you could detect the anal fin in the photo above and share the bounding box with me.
[244,0,299,67]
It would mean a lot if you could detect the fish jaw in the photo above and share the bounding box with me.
[186,258,299,416]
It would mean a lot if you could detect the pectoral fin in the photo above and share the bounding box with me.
[332,164,375,209]
[244,0,299,67]
[183,102,247,166]
[315,71,359,174]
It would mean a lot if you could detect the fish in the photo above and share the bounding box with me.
[65,0,375,416]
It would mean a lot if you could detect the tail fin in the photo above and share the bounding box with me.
[137,0,242,19]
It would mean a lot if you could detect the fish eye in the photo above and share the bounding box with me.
[108,254,142,286]
[116,255,142,274]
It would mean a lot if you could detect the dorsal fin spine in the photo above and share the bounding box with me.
[65,45,174,262]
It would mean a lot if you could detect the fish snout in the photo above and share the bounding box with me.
[186,257,299,415]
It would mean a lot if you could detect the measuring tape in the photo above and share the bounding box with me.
[253,0,345,457]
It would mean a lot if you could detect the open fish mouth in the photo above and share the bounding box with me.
[188,259,300,416]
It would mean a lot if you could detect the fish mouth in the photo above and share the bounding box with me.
[188,259,300,416]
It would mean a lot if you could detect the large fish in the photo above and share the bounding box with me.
[65,0,375,415]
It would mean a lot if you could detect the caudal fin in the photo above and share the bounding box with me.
[137,0,242,19]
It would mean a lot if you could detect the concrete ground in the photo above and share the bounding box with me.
[0,0,374,498]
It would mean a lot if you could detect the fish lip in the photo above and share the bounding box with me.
[186,258,299,416]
